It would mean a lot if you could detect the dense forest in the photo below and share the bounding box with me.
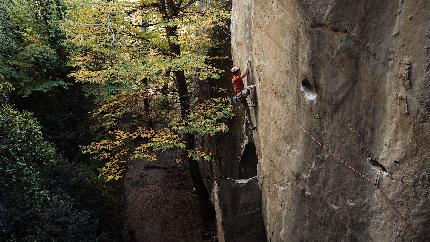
[0,0,232,240]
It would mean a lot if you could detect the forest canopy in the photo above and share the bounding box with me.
[0,0,232,240]
[63,0,233,181]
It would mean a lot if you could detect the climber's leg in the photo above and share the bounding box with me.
[244,104,256,130]
[246,85,257,107]
[235,89,256,130]
[238,93,256,130]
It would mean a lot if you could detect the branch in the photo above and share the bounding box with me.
[131,21,164,28]
[79,23,104,26]
[166,0,179,16]
[177,0,184,8]
[179,0,198,11]
[125,2,159,15]
[140,2,160,8]
[158,0,169,18]
[106,12,116,47]
[121,32,171,56]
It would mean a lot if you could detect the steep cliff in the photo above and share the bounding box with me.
[232,0,430,241]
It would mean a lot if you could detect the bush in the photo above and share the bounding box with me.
[0,96,98,241]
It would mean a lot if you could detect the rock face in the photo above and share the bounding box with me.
[232,0,430,241]
[213,177,267,242]
[199,129,267,241]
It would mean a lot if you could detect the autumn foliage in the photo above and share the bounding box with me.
[64,0,233,181]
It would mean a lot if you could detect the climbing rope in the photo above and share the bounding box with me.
[297,124,373,184]
[297,123,411,232]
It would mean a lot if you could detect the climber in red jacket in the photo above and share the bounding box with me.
[231,60,256,130]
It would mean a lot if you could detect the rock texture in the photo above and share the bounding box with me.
[232,0,430,241]
[213,177,267,242]
[199,128,267,242]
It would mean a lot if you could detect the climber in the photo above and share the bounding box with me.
[231,60,256,130]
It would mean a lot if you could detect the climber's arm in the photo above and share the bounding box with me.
[241,60,251,78]
[241,70,249,78]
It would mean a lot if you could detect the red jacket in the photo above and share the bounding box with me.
[232,75,244,94]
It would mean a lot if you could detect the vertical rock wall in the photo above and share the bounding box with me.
[213,177,267,242]
[232,0,430,241]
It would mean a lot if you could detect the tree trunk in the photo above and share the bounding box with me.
[164,19,215,221]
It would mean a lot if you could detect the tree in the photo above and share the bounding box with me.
[0,2,124,239]
[0,0,70,97]
[0,82,98,241]
[64,0,233,218]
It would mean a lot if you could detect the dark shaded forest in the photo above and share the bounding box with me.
[1,0,124,240]
[1,0,231,241]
